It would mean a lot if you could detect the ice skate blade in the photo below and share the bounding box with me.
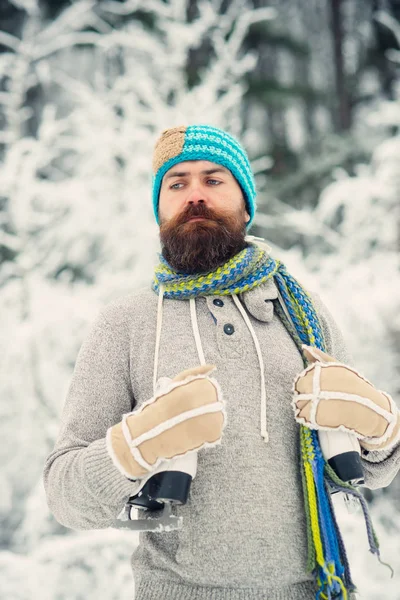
[113,502,183,532]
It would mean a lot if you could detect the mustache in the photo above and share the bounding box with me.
[159,203,248,274]
[176,204,220,225]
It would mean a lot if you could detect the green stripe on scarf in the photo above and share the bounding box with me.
[153,243,278,298]
[152,241,384,600]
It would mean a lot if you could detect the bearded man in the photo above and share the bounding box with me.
[44,125,400,600]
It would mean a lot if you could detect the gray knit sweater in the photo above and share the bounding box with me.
[43,279,400,600]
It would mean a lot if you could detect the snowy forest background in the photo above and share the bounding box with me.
[1,0,400,598]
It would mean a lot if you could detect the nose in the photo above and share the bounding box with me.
[185,186,207,208]
[189,197,205,205]
[186,179,207,205]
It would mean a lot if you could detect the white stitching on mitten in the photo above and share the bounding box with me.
[361,394,399,447]
[291,362,398,445]
[154,376,173,396]
[120,374,226,474]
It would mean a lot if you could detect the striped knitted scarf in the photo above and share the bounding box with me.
[152,242,386,600]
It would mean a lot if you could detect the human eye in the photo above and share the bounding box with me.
[170,182,184,190]
[207,178,222,185]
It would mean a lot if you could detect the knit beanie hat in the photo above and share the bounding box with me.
[152,124,257,229]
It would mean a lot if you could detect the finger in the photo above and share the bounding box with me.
[302,345,337,364]
[298,404,311,420]
[296,399,311,420]
[296,399,309,410]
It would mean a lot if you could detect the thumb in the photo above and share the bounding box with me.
[301,344,337,364]
[173,364,217,382]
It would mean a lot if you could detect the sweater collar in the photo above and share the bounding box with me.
[239,278,278,323]
[153,282,273,443]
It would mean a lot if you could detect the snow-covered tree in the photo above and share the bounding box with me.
[0,1,276,597]
[253,97,400,598]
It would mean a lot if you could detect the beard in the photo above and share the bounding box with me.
[159,202,249,274]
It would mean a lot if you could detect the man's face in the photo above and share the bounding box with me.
[158,160,251,274]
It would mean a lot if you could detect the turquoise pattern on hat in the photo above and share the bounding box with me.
[152,124,257,229]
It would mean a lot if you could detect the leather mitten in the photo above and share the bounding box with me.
[292,345,400,452]
[106,364,226,480]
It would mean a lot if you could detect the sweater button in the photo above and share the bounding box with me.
[213,298,224,307]
[223,323,235,335]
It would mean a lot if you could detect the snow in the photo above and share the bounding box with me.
[333,495,400,600]
[0,0,399,598]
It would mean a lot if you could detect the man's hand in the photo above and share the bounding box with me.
[106,364,226,479]
[292,345,400,452]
